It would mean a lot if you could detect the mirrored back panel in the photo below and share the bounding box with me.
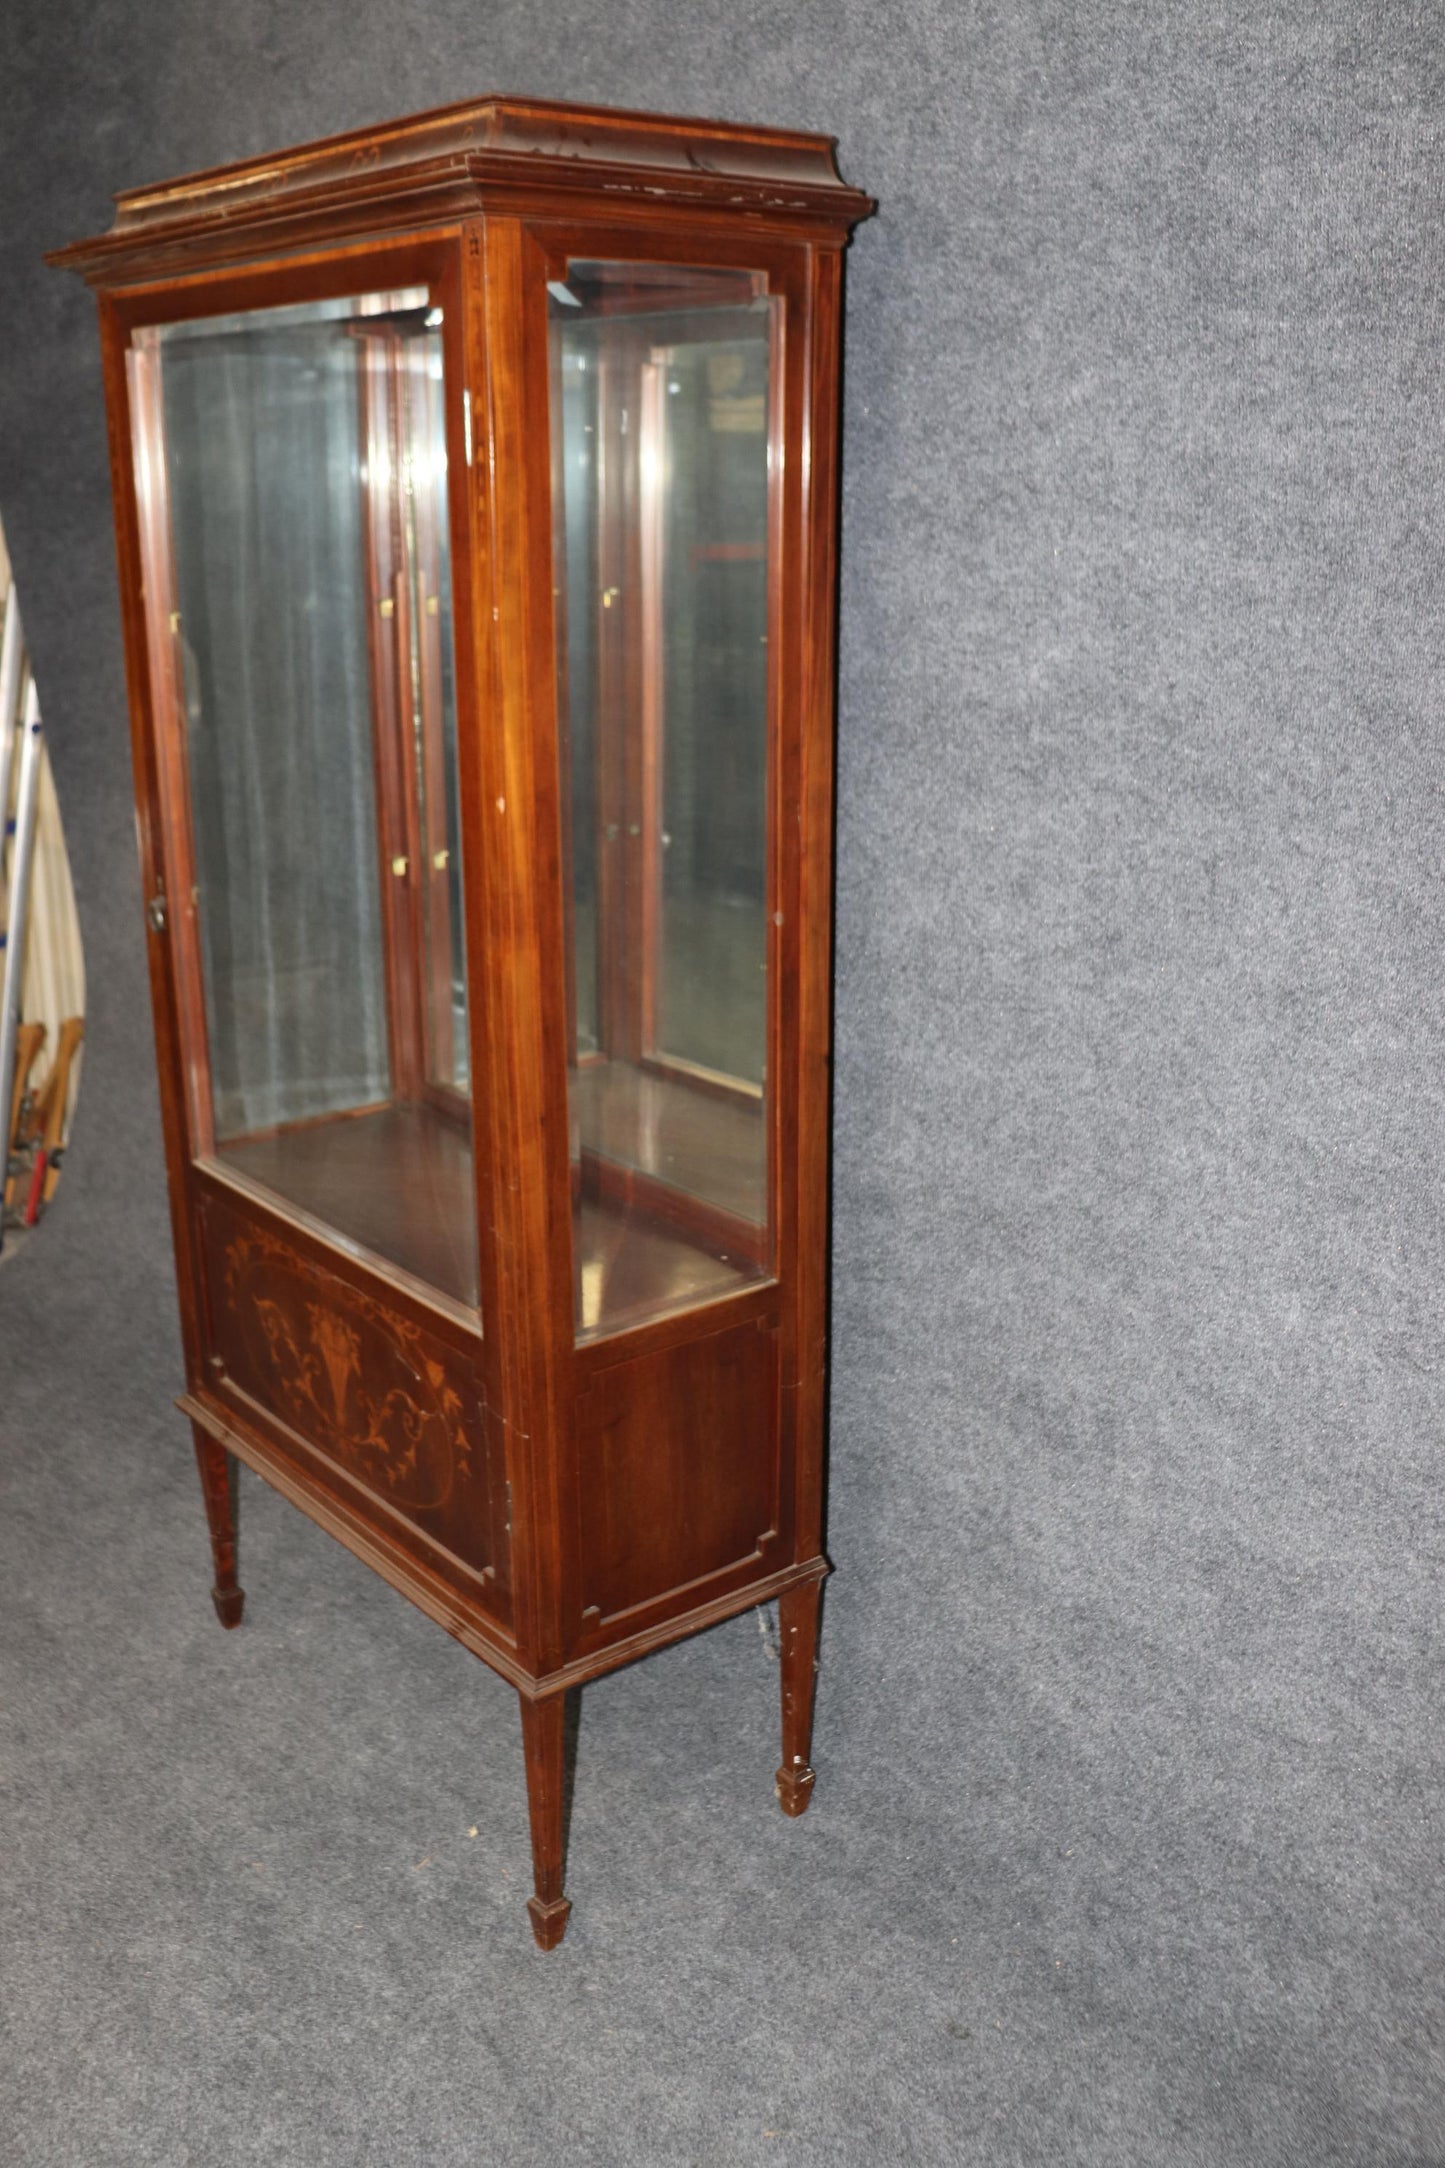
[133,289,477,1309]
[549,260,776,1341]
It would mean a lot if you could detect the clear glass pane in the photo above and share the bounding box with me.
[652,337,768,1085]
[401,332,468,1094]
[146,290,476,1308]
[549,260,774,1341]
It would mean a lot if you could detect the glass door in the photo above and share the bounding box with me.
[549,259,777,1339]
[131,287,476,1308]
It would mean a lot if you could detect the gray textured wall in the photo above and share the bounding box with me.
[5,5,1445,2162]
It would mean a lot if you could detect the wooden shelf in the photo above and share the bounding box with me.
[217,1057,767,1323]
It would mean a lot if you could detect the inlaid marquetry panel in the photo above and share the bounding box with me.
[198,1188,507,1609]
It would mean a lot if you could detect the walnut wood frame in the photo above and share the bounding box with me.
[51,95,873,1947]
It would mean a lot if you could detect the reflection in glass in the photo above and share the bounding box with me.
[651,337,768,1084]
[550,260,775,1340]
[401,332,468,1094]
[141,290,476,1306]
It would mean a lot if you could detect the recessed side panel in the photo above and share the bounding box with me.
[197,1184,509,1620]
[573,1314,784,1643]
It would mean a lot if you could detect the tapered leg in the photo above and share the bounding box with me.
[191,1425,244,1629]
[520,1689,573,1949]
[775,1578,822,1816]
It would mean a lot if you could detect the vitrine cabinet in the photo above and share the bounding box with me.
[51,96,873,1945]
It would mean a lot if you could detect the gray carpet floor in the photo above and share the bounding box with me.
[7,2,1445,2161]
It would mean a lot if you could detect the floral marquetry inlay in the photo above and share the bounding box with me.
[218,1223,477,1513]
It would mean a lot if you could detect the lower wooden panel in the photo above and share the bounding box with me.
[197,1184,510,1623]
[188,1377,825,1698]
[574,1314,782,1643]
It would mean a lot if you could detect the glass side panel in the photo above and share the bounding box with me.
[145,290,477,1309]
[401,332,469,1094]
[549,260,775,1341]
[651,335,769,1085]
